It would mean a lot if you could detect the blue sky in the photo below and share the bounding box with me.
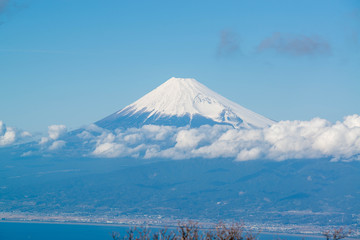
[0,0,359,132]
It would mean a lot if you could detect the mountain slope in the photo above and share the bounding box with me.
[96,77,275,129]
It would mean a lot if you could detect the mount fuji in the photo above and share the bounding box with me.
[96,77,275,129]
[2,78,360,233]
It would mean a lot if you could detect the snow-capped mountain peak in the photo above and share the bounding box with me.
[96,77,275,129]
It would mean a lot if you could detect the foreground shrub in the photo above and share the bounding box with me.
[112,222,351,240]
[112,222,257,240]
[322,227,351,240]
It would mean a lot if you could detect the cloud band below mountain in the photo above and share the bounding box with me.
[3,115,360,162]
[86,114,360,161]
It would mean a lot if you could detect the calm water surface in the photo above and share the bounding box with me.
[0,222,325,240]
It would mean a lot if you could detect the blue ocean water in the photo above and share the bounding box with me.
[0,222,324,240]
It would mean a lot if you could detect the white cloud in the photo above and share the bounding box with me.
[76,130,93,140]
[237,148,262,161]
[175,129,205,149]
[38,124,68,152]
[48,140,66,151]
[19,114,358,162]
[87,115,360,162]
[343,114,360,128]
[39,137,50,145]
[21,151,33,157]
[0,121,32,147]
[92,142,145,158]
[123,133,143,145]
[48,125,67,140]
[140,124,174,141]
[0,126,16,146]
[93,142,125,157]
[0,121,5,135]
[144,146,161,159]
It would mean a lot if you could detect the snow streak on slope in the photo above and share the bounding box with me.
[96,78,275,129]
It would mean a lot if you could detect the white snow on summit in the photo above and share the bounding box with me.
[117,77,274,128]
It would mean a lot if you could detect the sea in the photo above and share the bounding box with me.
[0,221,327,240]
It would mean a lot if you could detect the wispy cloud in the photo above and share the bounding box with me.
[217,30,240,57]
[0,49,73,54]
[350,8,360,19]
[257,32,331,56]
[0,0,28,25]
[349,9,360,46]
[0,0,9,13]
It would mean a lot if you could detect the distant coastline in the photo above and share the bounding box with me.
[0,220,330,240]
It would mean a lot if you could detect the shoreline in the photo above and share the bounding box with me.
[0,220,329,239]
[0,219,137,228]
